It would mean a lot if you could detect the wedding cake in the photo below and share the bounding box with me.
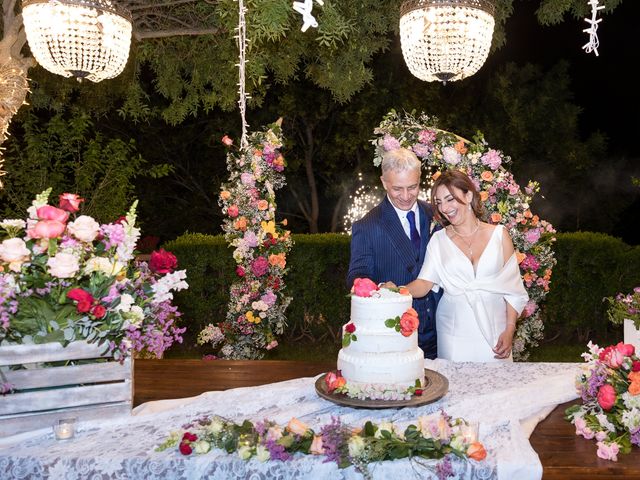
[335,280,425,400]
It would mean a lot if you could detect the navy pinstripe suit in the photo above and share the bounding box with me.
[347,196,440,359]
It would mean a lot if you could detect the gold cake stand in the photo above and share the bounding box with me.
[315,369,448,409]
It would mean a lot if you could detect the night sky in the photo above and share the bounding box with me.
[495,1,639,153]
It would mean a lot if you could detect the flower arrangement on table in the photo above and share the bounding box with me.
[565,341,640,461]
[371,110,556,359]
[605,287,640,329]
[156,412,487,478]
[198,121,292,360]
[0,189,188,363]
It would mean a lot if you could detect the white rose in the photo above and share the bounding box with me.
[206,419,224,435]
[442,146,461,165]
[84,256,125,276]
[255,445,270,462]
[68,215,100,242]
[123,306,144,329]
[193,440,211,454]
[237,445,253,460]
[0,238,31,271]
[116,294,135,312]
[347,436,365,458]
[374,422,394,439]
[47,252,80,278]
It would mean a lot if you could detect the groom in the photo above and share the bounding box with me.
[347,148,440,358]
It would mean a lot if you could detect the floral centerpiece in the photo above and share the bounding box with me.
[198,121,292,360]
[0,189,188,362]
[156,411,487,478]
[565,342,640,460]
[371,110,556,359]
[606,287,640,328]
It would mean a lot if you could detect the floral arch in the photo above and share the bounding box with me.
[372,110,556,360]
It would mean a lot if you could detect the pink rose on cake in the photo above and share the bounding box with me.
[325,371,346,392]
[352,278,379,297]
[399,308,419,337]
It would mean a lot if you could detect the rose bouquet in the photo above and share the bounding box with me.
[605,287,640,329]
[565,342,640,460]
[0,189,188,361]
[156,412,487,478]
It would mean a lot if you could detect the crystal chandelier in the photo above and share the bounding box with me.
[22,0,132,83]
[399,0,495,84]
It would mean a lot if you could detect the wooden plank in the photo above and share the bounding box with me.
[133,359,335,406]
[0,402,131,438]
[0,341,110,366]
[0,382,131,416]
[4,359,131,390]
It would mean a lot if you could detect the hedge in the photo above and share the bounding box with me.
[165,231,640,352]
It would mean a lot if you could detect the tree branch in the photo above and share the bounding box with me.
[127,0,205,11]
[134,27,222,40]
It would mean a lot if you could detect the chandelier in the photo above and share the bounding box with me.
[399,0,495,84]
[22,0,132,83]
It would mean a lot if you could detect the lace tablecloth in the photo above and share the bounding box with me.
[0,360,581,480]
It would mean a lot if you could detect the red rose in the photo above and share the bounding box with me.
[345,323,356,334]
[77,300,92,313]
[59,193,84,212]
[36,205,69,223]
[91,304,106,319]
[183,432,197,442]
[67,288,94,304]
[597,384,617,410]
[615,342,635,357]
[352,278,379,297]
[236,266,245,277]
[632,361,640,372]
[149,249,178,274]
[179,442,193,455]
[414,389,424,396]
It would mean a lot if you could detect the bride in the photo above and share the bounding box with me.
[390,169,528,362]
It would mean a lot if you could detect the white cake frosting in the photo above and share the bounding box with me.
[337,288,425,398]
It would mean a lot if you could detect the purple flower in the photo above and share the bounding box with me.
[435,456,454,480]
[243,231,259,248]
[101,223,126,250]
[261,290,277,307]
[263,439,291,461]
[412,143,432,158]
[320,417,351,465]
[251,257,270,277]
[240,173,256,187]
[383,134,401,151]
[481,149,502,170]
[631,428,640,447]
[520,254,541,271]
[582,363,608,402]
[524,228,541,244]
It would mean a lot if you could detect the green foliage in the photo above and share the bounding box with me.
[543,232,640,342]
[0,110,148,223]
[536,0,624,25]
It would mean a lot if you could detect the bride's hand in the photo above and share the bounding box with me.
[493,327,515,359]
[380,281,397,289]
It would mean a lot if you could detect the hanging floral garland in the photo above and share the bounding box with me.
[372,110,556,360]
[198,122,292,359]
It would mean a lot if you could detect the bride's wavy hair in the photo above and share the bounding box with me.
[430,169,485,226]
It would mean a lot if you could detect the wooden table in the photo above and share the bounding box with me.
[134,359,640,478]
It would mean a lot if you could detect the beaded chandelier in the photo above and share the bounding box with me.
[399,0,495,84]
[22,0,132,83]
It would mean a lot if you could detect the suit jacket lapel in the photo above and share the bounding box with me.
[381,197,417,266]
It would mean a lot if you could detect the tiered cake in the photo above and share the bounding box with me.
[337,288,425,399]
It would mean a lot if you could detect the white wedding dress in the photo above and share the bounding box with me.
[418,225,529,362]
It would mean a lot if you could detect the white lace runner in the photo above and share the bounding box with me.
[0,361,581,480]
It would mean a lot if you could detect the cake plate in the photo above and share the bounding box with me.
[315,369,448,409]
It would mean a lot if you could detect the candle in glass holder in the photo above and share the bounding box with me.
[53,418,77,440]
[461,421,479,443]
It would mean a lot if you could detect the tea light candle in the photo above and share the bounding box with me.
[53,418,77,440]
[461,421,479,443]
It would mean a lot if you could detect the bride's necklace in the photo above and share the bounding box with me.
[451,220,480,257]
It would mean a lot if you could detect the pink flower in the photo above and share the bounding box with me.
[227,205,239,218]
[309,435,324,455]
[382,134,401,151]
[481,149,502,170]
[596,441,619,461]
[600,347,624,369]
[266,340,278,350]
[37,205,69,223]
[29,220,66,239]
[524,228,541,244]
[352,278,378,297]
[91,304,106,319]
[240,172,255,186]
[597,384,617,410]
[441,146,461,165]
[615,342,635,357]
[67,288,95,313]
[59,193,84,212]
[251,256,270,277]
[236,266,246,277]
[595,431,608,441]
[149,249,178,274]
[325,371,346,392]
[418,129,436,144]
[522,300,538,318]
[582,427,595,440]
[221,135,233,146]
[400,308,420,336]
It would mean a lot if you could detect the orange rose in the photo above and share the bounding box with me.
[454,140,468,154]
[516,251,526,265]
[432,171,442,181]
[269,253,286,269]
[467,442,487,461]
[257,200,269,211]
[523,272,533,283]
[629,371,640,383]
[398,287,410,295]
[234,217,248,231]
[490,212,502,223]
[480,171,494,182]
[524,209,533,218]
[531,215,539,226]
[254,149,263,157]
[220,190,231,200]
[629,381,640,396]
[274,155,285,167]
[479,191,489,202]
[309,435,324,455]
[287,418,310,436]
[282,218,288,226]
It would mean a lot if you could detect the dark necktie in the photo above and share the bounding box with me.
[406,210,421,251]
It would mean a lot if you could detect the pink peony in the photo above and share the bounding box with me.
[382,134,401,151]
[524,228,541,244]
[481,149,502,170]
[352,278,378,297]
[37,205,69,223]
[59,193,84,212]
[251,256,270,277]
[597,384,617,410]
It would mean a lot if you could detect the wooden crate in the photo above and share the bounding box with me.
[0,341,132,437]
